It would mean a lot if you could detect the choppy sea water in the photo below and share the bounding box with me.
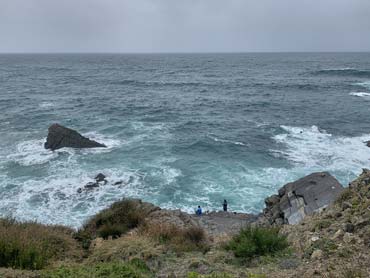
[1,53,370,228]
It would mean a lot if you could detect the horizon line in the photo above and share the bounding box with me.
[0,51,370,55]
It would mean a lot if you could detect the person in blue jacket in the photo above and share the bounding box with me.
[196,205,202,216]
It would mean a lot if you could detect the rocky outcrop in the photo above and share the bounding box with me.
[44,124,106,151]
[263,172,344,225]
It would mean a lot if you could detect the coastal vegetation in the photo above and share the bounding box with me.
[225,227,288,259]
[0,219,82,270]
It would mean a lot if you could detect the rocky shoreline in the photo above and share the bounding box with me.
[2,124,366,277]
[45,124,348,234]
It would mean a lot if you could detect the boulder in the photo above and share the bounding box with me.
[95,173,106,183]
[85,182,99,189]
[44,124,106,151]
[264,172,343,225]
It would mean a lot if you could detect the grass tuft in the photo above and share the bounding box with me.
[41,261,152,278]
[0,218,82,270]
[140,223,209,253]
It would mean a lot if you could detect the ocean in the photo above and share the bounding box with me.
[1,52,370,228]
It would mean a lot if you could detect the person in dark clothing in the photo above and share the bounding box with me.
[223,199,228,212]
[196,205,202,216]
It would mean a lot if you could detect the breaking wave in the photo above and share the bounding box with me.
[273,125,370,175]
[312,68,370,78]
[349,92,370,98]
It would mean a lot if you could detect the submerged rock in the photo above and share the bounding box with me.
[85,182,99,189]
[263,172,343,225]
[44,123,106,151]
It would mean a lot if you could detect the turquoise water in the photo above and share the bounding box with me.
[1,53,370,227]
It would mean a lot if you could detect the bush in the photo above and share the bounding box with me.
[75,200,149,246]
[41,261,152,278]
[225,227,288,259]
[140,223,209,253]
[0,218,82,270]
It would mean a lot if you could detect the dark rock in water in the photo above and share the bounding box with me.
[84,182,99,189]
[114,181,124,186]
[95,173,106,183]
[263,172,343,225]
[77,188,83,194]
[365,141,370,147]
[44,123,106,151]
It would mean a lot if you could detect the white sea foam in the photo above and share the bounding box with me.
[273,125,370,173]
[7,139,60,166]
[82,132,123,153]
[1,166,147,227]
[355,81,370,89]
[39,102,55,108]
[208,134,248,146]
[321,67,354,71]
[349,92,370,98]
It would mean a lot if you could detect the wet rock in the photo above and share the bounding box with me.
[95,173,106,183]
[77,188,83,194]
[85,182,99,189]
[44,123,106,151]
[114,181,124,186]
[262,172,343,225]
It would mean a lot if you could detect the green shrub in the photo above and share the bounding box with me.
[98,224,128,240]
[76,200,149,246]
[41,261,152,278]
[0,218,82,270]
[225,227,288,259]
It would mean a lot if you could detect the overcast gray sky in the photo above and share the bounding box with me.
[1,0,370,53]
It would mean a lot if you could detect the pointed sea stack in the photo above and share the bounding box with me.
[44,123,107,151]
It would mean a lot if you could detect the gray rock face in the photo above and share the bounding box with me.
[44,124,106,151]
[264,172,343,225]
